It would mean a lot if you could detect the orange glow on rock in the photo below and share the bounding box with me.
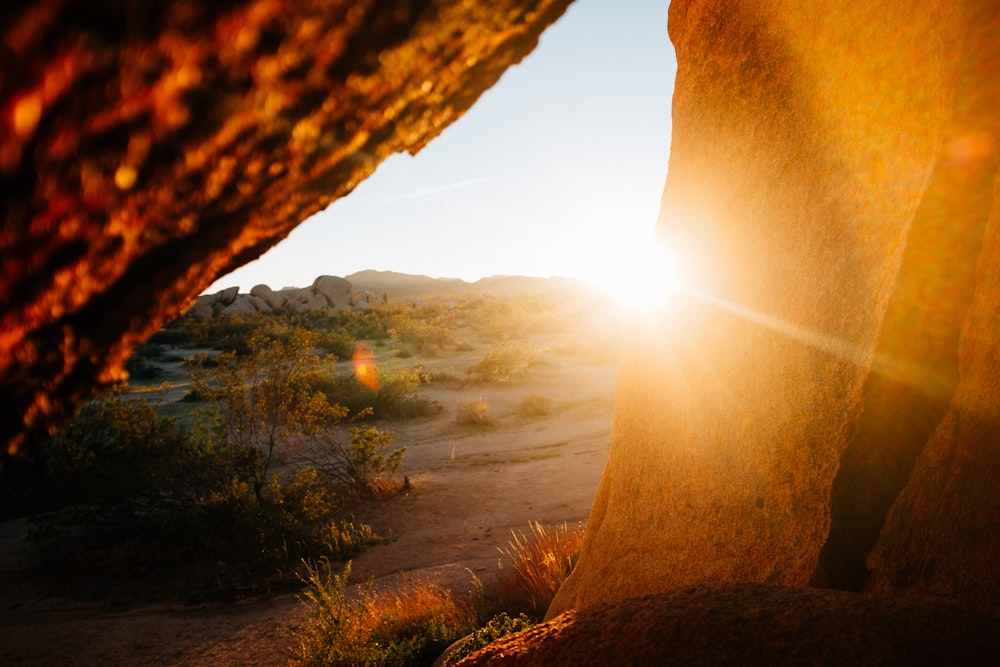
[352,342,380,392]
[12,93,43,138]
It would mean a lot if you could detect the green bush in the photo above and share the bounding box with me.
[390,314,455,357]
[36,386,197,530]
[300,422,407,499]
[312,368,441,421]
[124,341,166,380]
[441,612,535,666]
[467,342,539,382]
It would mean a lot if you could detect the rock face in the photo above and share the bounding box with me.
[0,0,574,456]
[460,584,1000,666]
[548,0,1000,618]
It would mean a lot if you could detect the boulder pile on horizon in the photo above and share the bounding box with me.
[188,275,383,317]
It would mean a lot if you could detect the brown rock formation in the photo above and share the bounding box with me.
[459,584,1000,666]
[0,0,573,458]
[549,0,1000,617]
[3,0,999,655]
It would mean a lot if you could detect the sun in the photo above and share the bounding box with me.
[582,240,684,314]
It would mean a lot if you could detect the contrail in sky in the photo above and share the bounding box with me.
[391,177,488,201]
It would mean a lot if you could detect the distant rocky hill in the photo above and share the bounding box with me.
[190,271,590,317]
[346,270,588,297]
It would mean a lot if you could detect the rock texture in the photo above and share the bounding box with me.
[549,0,1000,618]
[460,584,1000,666]
[188,274,379,317]
[0,0,573,457]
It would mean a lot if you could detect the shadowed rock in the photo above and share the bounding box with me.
[460,584,1000,666]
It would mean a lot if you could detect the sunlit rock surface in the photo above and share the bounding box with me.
[0,0,573,457]
[550,0,1000,617]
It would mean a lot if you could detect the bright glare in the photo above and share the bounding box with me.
[586,241,683,314]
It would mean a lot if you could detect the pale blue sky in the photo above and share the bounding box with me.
[207,0,676,293]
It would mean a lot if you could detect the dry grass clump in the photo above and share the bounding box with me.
[455,399,491,426]
[519,393,553,417]
[290,561,477,666]
[291,522,585,664]
[495,521,585,620]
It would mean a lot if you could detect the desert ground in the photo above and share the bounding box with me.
[0,304,620,666]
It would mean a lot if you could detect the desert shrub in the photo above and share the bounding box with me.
[34,386,197,530]
[124,341,166,380]
[168,312,297,355]
[465,295,525,342]
[302,307,399,343]
[189,328,342,504]
[180,387,208,402]
[441,612,535,666]
[146,328,188,346]
[191,327,412,499]
[495,522,585,621]
[455,399,491,427]
[467,341,539,382]
[462,293,562,342]
[31,383,384,590]
[290,561,476,667]
[315,328,358,359]
[300,422,407,499]
[312,368,441,421]
[519,393,553,417]
[390,314,455,357]
[32,329,402,595]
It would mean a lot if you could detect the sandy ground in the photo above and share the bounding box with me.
[0,335,618,666]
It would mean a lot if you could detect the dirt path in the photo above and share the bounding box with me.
[0,344,617,666]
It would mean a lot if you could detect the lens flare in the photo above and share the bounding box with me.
[592,240,684,315]
[352,342,380,392]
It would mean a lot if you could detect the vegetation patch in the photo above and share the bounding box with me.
[440,612,535,666]
[27,329,408,598]
[290,561,477,667]
[467,341,539,383]
[519,393,554,417]
[291,520,583,665]
[455,399,492,427]
[495,521,586,621]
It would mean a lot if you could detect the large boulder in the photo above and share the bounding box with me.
[312,274,352,308]
[0,0,574,456]
[549,0,1000,617]
[250,284,288,313]
[218,296,258,317]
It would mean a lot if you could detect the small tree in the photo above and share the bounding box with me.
[191,327,406,502]
[326,424,404,498]
[190,329,342,504]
